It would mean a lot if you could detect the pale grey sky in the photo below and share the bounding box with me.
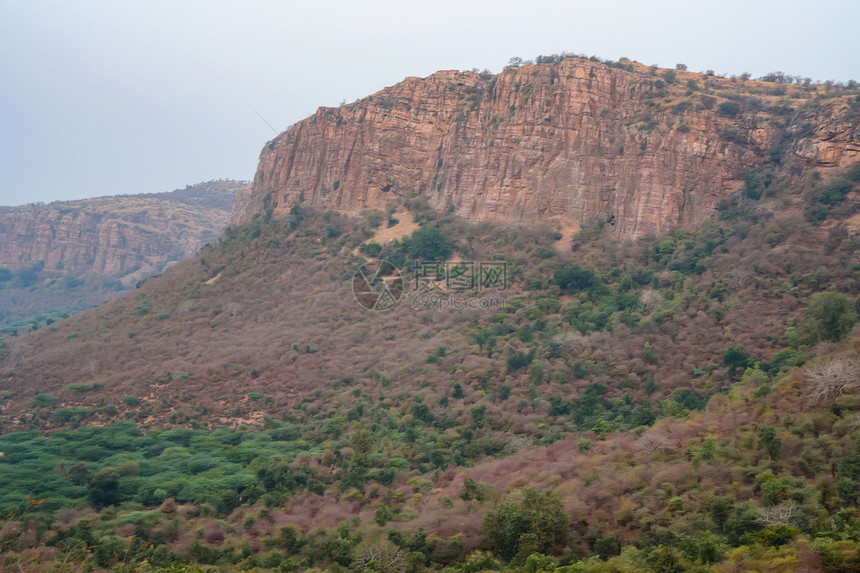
[1,0,857,206]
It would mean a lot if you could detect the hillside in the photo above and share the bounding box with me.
[0,60,859,572]
[0,180,246,332]
[233,57,858,237]
[0,156,858,569]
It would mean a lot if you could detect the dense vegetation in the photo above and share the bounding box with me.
[0,154,860,571]
[0,97,859,572]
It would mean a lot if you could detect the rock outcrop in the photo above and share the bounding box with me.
[0,180,244,328]
[0,180,243,280]
[233,59,858,236]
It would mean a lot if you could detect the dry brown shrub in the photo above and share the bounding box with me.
[202,524,225,545]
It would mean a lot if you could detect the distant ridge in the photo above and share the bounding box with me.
[0,179,246,330]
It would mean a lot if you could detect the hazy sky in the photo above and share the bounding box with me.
[1,0,857,206]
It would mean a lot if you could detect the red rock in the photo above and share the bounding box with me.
[233,60,858,236]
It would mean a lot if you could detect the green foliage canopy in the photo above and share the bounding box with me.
[408,226,452,261]
[805,292,857,342]
[483,488,568,561]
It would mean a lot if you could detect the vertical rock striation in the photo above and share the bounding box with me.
[234,59,858,236]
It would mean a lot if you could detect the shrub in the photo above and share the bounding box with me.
[361,241,382,257]
[718,101,741,116]
[32,393,58,407]
[700,95,716,109]
[804,203,829,222]
[51,407,92,423]
[818,179,851,205]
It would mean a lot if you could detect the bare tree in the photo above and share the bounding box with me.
[846,413,860,431]
[552,331,589,355]
[758,503,798,526]
[640,288,665,312]
[726,268,750,288]
[10,343,28,362]
[504,435,535,455]
[434,404,450,425]
[804,357,860,402]
[353,542,408,573]
[636,430,672,454]
[80,358,98,377]
[755,204,777,219]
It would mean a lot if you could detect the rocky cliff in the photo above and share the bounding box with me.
[233,59,858,236]
[0,180,243,280]
[0,180,245,329]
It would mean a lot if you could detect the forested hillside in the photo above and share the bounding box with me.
[0,155,858,571]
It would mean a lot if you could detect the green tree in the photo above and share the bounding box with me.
[710,497,734,532]
[757,426,782,459]
[593,536,619,560]
[678,533,724,564]
[66,461,91,486]
[344,428,372,488]
[483,488,568,561]
[837,437,860,503]
[472,326,495,356]
[374,504,391,526]
[553,264,597,292]
[87,467,121,509]
[722,346,750,378]
[805,292,857,342]
[461,478,488,509]
[408,227,452,261]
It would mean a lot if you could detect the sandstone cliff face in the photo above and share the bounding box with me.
[0,180,244,280]
[234,60,858,236]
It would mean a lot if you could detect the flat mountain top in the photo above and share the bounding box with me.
[234,57,858,237]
